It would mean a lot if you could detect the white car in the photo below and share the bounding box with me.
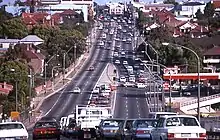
[127,38,132,42]
[120,76,126,82]
[129,76,135,83]
[73,87,81,93]
[99,41,104,46]
[123,82,135,87]
[123,61,128,65]
[151,115,207,140]
[115,60,120,64]
[0,122,28,139]
[92,87,100,94]
[122,38,126,42]
[136,83,146,88]
[113,52,119,57]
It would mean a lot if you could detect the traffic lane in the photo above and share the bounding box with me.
[113,87,128,118]
[59,40,112,117]
[43,46,104,118]
[62,31,115,115]
[43,33,106,118]
[39,31,103,116]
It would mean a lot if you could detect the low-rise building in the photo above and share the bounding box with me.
[0,82,13,96]
[203,45,220,72]
[107,2,124,15]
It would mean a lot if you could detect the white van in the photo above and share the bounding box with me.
[148,112,178,119]
[127,66,133,73]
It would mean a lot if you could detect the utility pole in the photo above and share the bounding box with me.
[29,69,32,103]
[15,81,18,112]
[63,53,66,85]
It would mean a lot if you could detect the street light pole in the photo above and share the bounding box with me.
[162,42,201,122]
[52,65,61,91]
[15,80,18,112]
[169,72,172,112]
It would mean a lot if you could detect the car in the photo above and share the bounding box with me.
[115,60,120,64]
[89,66,94,71]
[151,115,207,140]
[33,118,60,140]
[130,118,157,140]
[123,61,128,65]
[122,30,126,33]
[92,87,100,94]
[123,82,135,87]
[120,76,126,82]
[0,122,29,140]
[127,38,132,42]
[96,119,125,139]
[122,38,126,42]
[116,119,135,140]
[113,52,119,57]
[129,76,135,83]
[148,112,177,119]
[73,87,81,93]
[99,41,104,46]
[136,83,146,88]
[63,119,82,138]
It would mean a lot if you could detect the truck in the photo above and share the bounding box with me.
[75,105,113,139]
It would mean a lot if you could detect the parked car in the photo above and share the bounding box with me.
[181,84,213,96]
[151,115,206,140]
[89,66,94,71]
[33,117,60,140]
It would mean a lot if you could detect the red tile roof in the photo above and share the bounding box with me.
[61,9,76,15]
[212,0,220,8]
[203,46,220,56]
[0,82,13,95]
[190,25,209,33]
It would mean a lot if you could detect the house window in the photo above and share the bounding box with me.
[0,44,2,48]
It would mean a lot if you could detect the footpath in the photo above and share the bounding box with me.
[23,22,100,129]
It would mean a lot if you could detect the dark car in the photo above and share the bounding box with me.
[181,84,213,96]
[116,119,135,140]
[63,119,82,138]
[33,118,60,140]
[89,66,95,71]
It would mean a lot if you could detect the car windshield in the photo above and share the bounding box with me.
[102,120,123,127]
[0,123,24,130]
[35,122,58,128]
[166,117,199,127]
[134,120,155,128]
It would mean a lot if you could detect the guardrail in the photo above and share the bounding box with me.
[207,131,220,140]
[180,93,220,107]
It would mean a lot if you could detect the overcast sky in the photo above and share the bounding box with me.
[1,0,211,5]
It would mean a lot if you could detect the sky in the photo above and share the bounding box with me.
[1,0,211,5]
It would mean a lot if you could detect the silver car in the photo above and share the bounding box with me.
[130,119,157,140]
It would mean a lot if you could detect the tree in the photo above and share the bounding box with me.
[0,60,29,113]
[1,18,28,39]
[195,9,204,20]
[14,0,25,6]
[204,2,215,18]
[163,0,178,5]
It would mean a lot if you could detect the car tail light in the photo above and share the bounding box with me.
[199,133,206,138]
[136,130,145,134]
[48,128,57,131]
[167,133,175,139]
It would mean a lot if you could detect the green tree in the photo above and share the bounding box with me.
[14,0,25,6]
[204,2,215,18]
[1,18,28,38]
[0,61,29,113]
[195,9,204,20]
[163,0,178,5]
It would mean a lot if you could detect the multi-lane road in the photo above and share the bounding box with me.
[113,21,150,119]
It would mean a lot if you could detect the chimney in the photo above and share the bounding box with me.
[201,26,203,33]
[3,82,6,89]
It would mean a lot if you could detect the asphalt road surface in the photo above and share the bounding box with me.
[28,21,116,139]
[113,22,150,119]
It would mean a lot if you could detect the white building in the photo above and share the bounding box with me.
[107,3,124,15]
[176,1,206,18]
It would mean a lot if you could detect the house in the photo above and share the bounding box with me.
[211,0,220,14]
[0,82,13,96]
[107,2,124,15]
[21,44,45,74]
[203,45,220,72]
[143,3,174,12]
[0,35,45,74]
[174,1,206,18]
[145,22,160,31]
[22,12,60,29]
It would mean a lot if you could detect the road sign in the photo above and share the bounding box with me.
[11,111,19,120]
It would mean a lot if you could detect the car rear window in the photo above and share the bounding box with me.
[102,120,123,127]
[166,117,199,127]
[35,122,58,128]
[134,120,155,128]
[0,123,24,130]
